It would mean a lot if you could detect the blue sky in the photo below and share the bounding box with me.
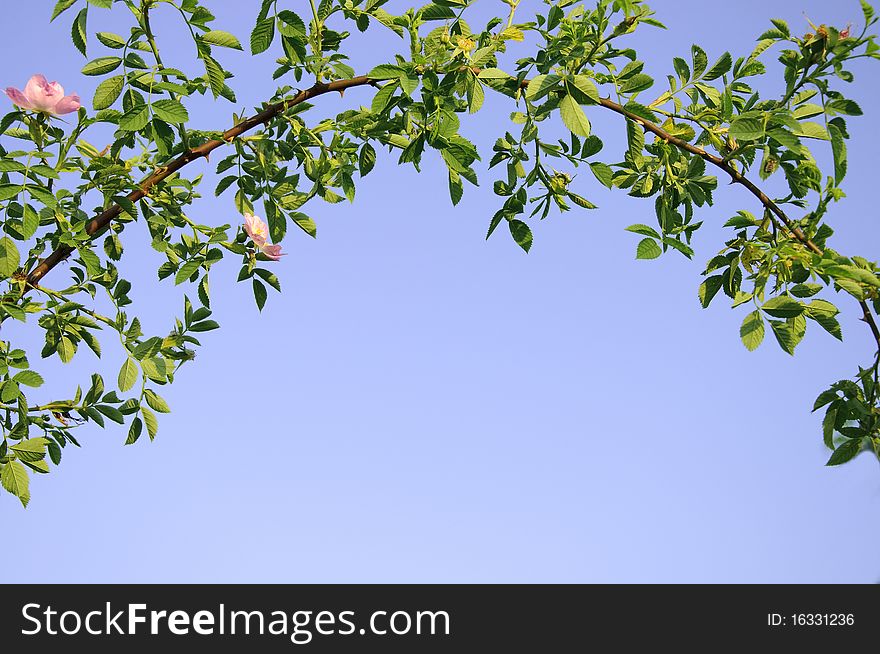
[2,0,879,583]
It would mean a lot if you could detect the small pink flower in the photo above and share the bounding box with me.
[244,212,269,248]
[261,244,284,261]
[839,23,852,39]
[243,213,284,261]
[4,74,80,115]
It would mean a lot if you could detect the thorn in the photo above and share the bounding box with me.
[338,89,345,98]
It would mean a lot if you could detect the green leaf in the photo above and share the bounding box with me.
[58,336,76,363]
[368,64,405,80]
[635,238,661,260]
[699,275,724,308]
[762,296,804,318]
[703,52,732,80]
[152,99,189,124]
[740,310,765,351]
[250,17,275,54]
[0,380,19,403]
[619,74,654,94]
[691,45,708,77]
[144,388,171,413]
[93,75,124,110]
[10,438,48,463]
[175,259,202,285]
[291,212,317,237]
[477,67,510,80]
[768,318,803,355]
[253,278,267,311]
[359,142,376,176]
[203,55,226,98]
[118,357,138,392]
[826,438,863,466]
[0,237,21,279]
[729,117,764,141]
[71,7,88,57]
[142,405,159,440]
[570,76,600,104]
[13,370,43,388]
[81,56,122,76]
[51,0,78,21]
[189,320,220,332]
[119,104,151,132]
[508,219,532,253]
[95,31,126,49]
[1,460,30,507]
[791,121,829,140]
[126,417,143,445]
[625,224,661,239]
[829,124,847,184]
[96,404,125,424]
[200,30,243,50]
[525,74,560,101]
[589,162,613,188]
[559,94,591,137]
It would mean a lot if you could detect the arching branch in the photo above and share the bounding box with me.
[23,73,880,357]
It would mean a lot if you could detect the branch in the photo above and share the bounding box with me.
[23,73,880,360]
[593,95,880,358]
[24,75,375,287]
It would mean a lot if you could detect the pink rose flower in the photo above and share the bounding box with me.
[4,74,81,115]
[243,213,284,261]
[261,244,284,261]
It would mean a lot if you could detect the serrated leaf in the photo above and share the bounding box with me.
[200,30,243,50]
[93,75,124,110]
[729,117,764,141]
[509,219,532,253]
[119,104,150,132]
[253,278,267,311]
[740,310,765,351]
[625,224,660,239]
[82,56,121,76]
[359,142,376,176]
[152,99,189,124]
[118,357,138,392]
[144,388,171,413]
[71,8,88,57]
[525,74,560,101]
[826,439,863,466]
[51,0,78,21]
[699,275,724,308]
[13,370,43,388]
[1,460,30,507]
[635,238,661,260]
[95,31,126,48]
[0,236,21,279]
[589,162,613,188]
[175,259,201,285]
[10,438,48,463]
[202,55,226,98]
[126,417,143,445]
[559,94,591,137]
[762,296,804,318]
[250,17,275,54]
[703,52,732,80]
[141,405,158,440]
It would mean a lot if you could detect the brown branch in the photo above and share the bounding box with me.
[23,73,880,359]
[593,95,880,358]
[24,75,374,287]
